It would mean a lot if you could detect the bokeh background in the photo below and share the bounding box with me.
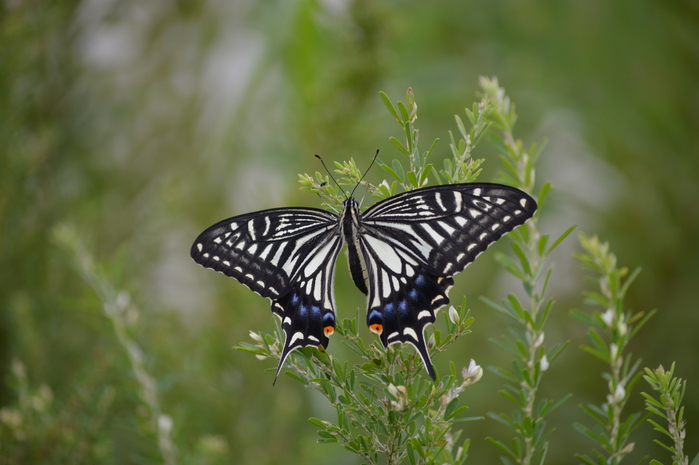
[1,0,697,463]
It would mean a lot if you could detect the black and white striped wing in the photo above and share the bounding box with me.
[359,183,537,379]
[190,207,343,380]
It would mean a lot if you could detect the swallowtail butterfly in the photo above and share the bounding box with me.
[191,182,536,381]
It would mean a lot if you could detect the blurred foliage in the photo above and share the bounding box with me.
[1,0,697,464]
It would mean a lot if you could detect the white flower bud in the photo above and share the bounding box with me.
[612,383,625,403]
[387,383,399,398]
[601,309,614,328]
[539,355,549,371]
[618,320,628,336]
[158,414,173,434]
[533,332,545,348]
[619,442,634,455]
[448,306,459,325]
[610,343,619,361]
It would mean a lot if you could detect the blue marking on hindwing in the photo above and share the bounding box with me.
[311,305,321,317]
[408,288,419,301]
[383,303,395,316]
[368,309,382,321]
[299,303,307,317]
[323,312,335,325]
[398,299,408,315]
[292,294,300,304]
[415,275,426,287]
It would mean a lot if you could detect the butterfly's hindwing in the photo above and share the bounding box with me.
[271,234,342,380]
[358,225,454,379]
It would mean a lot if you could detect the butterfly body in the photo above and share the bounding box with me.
[191,183,536,381]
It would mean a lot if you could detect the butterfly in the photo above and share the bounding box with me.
[191,182,536,381]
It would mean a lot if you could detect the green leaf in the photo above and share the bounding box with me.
[407,440,417,465]
[569,308,604,327]
[545,225,577,255]
[406,170,419,188]
[537,181,552,209]
[379,161,403,182]
[389,136,411,155]
[575,454,602,465]
[507,294,526,319]
[397,101,410,122]
[445,398,459,419]
[495,252,528,281]
[308,417,326,428]
[424,137,439,162]
[537,234,549,257]
[510,242,532,276]
[419,164,433,186]
[486,437,517,459]
[455,114,468,139]
[535,441,549,465]
[392,159,406,183]
[380,91,401,122]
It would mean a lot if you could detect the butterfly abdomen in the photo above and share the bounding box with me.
[341,198,370,295]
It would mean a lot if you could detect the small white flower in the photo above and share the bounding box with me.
[617,319,628,336]
[255,354,267,361]
[601,309,614,328]
[533,332,545,349]
[539,355,549,371]
[249,331,263,342]
[158,414,173,434]
[387,383,400,398]
[390,400,404,411]
[0,408,22,428]
[612,383,626,403]
[619,442,635,455]
[462,359,483,383]
[116,291,131,310]
[610,343,619,361]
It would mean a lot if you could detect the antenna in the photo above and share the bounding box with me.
[349,150,379,199]
[314,154,347,198]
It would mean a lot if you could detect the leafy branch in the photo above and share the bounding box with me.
[571,233,654,464]
[643,364,697,465]
[479,76,573,465]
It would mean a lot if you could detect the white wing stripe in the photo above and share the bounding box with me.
[420,223,444,245]
[363,235,403,274]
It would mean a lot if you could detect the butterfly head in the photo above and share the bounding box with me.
[341,197,360,208]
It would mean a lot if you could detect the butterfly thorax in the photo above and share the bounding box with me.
[341,198,369,295]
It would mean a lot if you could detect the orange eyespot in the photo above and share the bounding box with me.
[369,323,383,334]
[323,326,334,337]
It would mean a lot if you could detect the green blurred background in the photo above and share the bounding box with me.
[1,0,697,463]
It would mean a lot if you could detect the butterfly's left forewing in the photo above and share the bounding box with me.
[190,207,342,381]
[359,183,537,379]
